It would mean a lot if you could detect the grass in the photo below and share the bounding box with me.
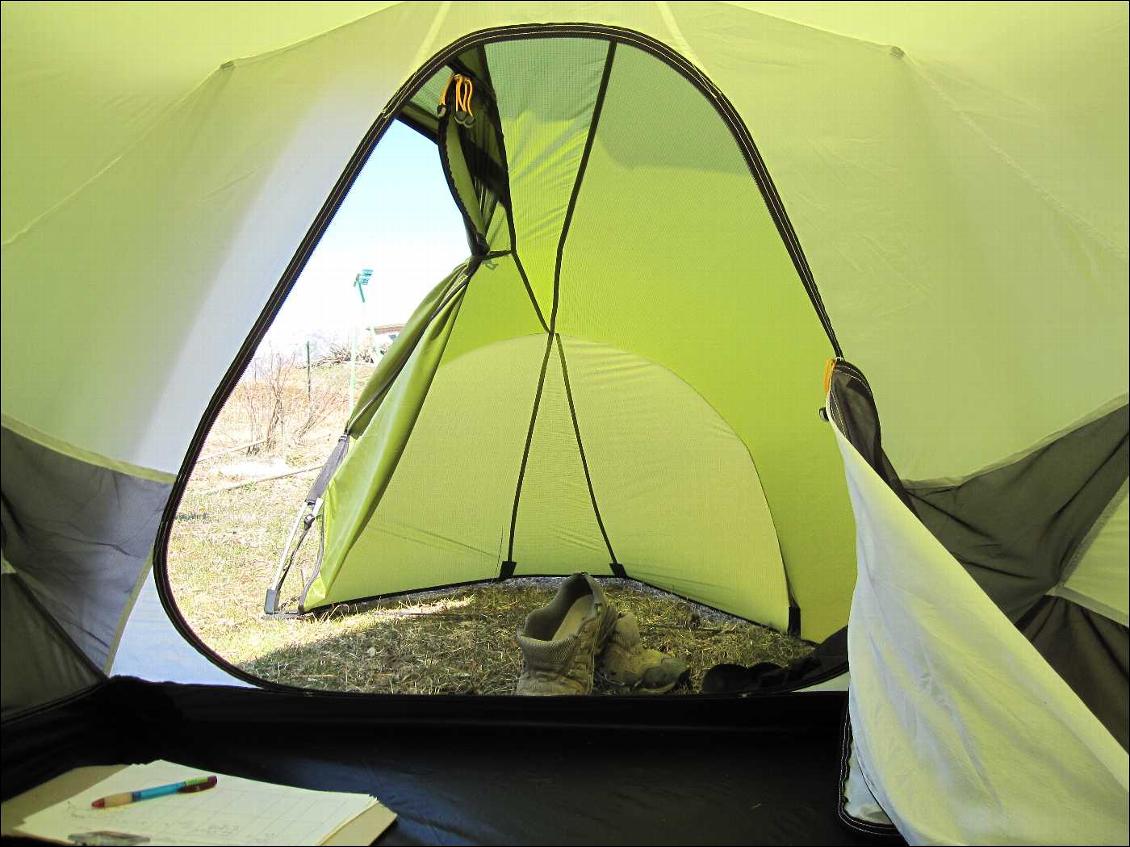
[167,356,813,695]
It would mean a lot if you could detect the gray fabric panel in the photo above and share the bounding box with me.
[828,363,1128,739]
[827,361,913,509]
[1018,595,1129,750]
[0,425,171,671]
[1,572,101,716]
[907,404,1128,620]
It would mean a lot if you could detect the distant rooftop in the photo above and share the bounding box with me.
[371,323,405,335]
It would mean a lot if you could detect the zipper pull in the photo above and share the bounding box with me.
[437,73,475,127]
[454,74,475,128]
[436,73,453,118]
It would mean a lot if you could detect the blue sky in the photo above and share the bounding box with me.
[264,121,469,352]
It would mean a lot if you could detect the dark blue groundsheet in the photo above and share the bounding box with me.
[1,679,898,845]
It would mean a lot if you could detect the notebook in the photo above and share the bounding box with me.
[1,760,396,846]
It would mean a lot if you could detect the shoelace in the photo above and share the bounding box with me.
[437,73,475,127]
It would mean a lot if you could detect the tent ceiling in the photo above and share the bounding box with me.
[5,2,1125,248]
[0,1,394,241]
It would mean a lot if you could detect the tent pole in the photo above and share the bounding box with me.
[349,326,356,410]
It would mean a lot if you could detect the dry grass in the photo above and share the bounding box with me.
[240,580,813,695]
[167,357,813,695]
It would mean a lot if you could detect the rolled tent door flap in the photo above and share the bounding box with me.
[826,360,1129,842]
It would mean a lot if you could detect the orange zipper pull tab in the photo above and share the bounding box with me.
[437,73,454,118]
[453,74,475,128]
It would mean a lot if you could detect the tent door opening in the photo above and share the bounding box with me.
[255,30,856,651]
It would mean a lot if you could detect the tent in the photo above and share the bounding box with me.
[264,32,855,641]
[2,3,1126,844]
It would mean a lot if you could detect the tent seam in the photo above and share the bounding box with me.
[554,336,620,571]
[903,394,1130,490]
[0,413,176,484]
[550,40,617,331]
[716,1,892,51]
[655,1,708,75]
[503,331,556,567]
[503,39,617,571]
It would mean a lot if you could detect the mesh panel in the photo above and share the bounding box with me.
[486,38,609,318]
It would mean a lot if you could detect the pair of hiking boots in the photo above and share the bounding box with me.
[515,573,689,695]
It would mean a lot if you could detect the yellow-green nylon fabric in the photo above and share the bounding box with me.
[487,38,609,319]
[307,265,469,609]
[555,43,853,638]
[314,255,544,605]
[561,338,789,627]
[311,37,844,637]
[509,336,610,576]
[4,3,1125,486]
[319,336,542,604]
[348,263,471,435]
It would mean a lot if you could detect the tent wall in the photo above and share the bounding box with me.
[3,1,1124,476]
[1,2,441,475]
[826,358,1128,841]
[0,2,401,246]
[304,33,854,636]
[0,1,1125,719]
[0,424,169,674]
[720,2,1130,483]
[4,0,1124,514]
[1,563,101,716]
[832,421,1128,844]
[419,3,1129,486]
[550,37,851,633]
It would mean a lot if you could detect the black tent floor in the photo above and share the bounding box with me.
[2,679,898,845]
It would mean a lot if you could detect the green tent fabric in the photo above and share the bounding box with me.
[294,36,852,638]
[2,4,1127,844]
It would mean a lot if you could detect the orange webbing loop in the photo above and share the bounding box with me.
[456,75,474,120]
[439,74,475,125]
[438,73,455,113]
[822,357,837,394]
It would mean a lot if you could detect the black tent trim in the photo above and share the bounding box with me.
[556,335,621,573]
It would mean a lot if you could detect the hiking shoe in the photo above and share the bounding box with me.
[597,612,688,694]
[516,573,618,695]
